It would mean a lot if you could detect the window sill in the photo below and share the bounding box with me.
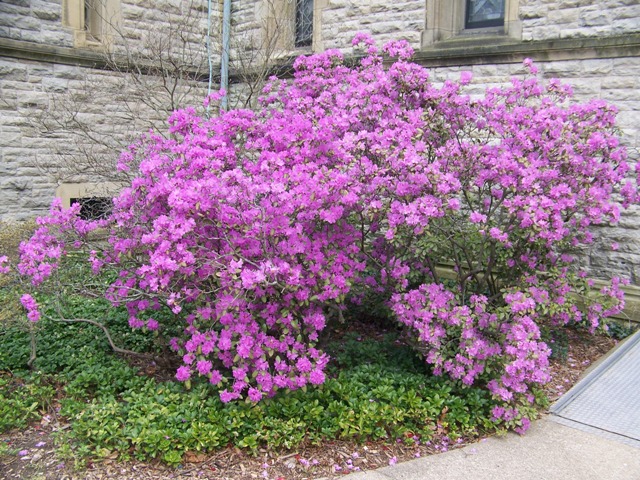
[72,30,108,50]
[428,32,519,51]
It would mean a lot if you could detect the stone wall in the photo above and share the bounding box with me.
[1,0,640,286]
[0,0,211,58]
[423,56,640,285]
[0,53,209,220]
[320,0,424,51]
[520,0,640,41]
[0,0,212,220]
[0,0,74,46]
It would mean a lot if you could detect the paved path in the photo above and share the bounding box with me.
[344,417,640,479]
[551,329,640,448]
[344,330,640,480]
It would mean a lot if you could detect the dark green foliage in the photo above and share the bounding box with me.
[0,374,56,432]
[0,303,502,466]
[540,325,570,361]
[606,321,638,340]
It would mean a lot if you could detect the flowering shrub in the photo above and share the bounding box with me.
[7,35,638,431]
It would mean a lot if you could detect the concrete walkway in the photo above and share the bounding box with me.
[344,330,640,480]
[344,417,640,479]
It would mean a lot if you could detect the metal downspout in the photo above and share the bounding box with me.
[206,0,213,102]
[221,0,231,110]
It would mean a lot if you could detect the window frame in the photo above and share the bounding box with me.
[56,183,119,217]
[262,0,325,54]
[423,0,521,47]
[63,0,120,49]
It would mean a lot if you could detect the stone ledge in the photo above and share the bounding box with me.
[412,33,640,67]
[0,37,210,81]
[0,37,109,69]
[3,33,640,80]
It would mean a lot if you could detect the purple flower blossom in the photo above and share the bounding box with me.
[9,39,635,427]
[175,366,191,382]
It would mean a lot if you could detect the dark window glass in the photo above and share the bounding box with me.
[465,0,505,29]
[295,0,313,48]
[70,197,112,220]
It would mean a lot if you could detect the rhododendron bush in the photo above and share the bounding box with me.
[7,35,638,430]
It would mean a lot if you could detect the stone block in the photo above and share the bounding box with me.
[580,59,613,76]
[52,64,86,81]
[532,25,562,41]
[0,2,29,16]
[17,90,49,108]
[612,18,640,34]
[32,3,61,21]
[601,76,636,90]
[0,128,22,147]
[601,89,639,102]
[579,9,611,27]
[41,77,70,93]
[0,13,41,31]
[547,8,580,25]
[0,62,28,81]
[541,60,584,77]
[612,5,640,19]
[567,78,602,96]
[0,0,30,7]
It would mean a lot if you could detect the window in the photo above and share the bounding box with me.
[423,0,521,46]
[465,0,505,29]
[263,0,323,53]
[56,183,118,219]
[295,0,314,48]
[63,0,120,48]
[70,197,112,220]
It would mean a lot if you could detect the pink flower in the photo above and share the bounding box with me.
[146,318,159,330]
[469,212,487,224]
[196,360,212,376]
[20,294,40,322]
[0,255,10,274]
[309,369,325,385]
[175,366,191,382]
[248,387,263,402]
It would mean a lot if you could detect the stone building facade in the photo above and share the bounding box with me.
[1,0,212,219]
[1,0,640,291]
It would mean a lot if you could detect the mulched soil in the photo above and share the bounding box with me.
[0,328,617,480]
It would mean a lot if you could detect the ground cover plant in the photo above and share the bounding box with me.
[1,34,638,468]
[0,300,500,468]
[0,294,624,479]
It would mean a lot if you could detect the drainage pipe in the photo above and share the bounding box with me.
[221,0,231,110]
[206,0,213,102]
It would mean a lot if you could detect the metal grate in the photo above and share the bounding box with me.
[550,330,640,448]
[70,197,112,221]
